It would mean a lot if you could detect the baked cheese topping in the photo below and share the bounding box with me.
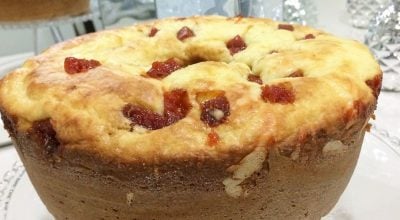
[0,16,381,162]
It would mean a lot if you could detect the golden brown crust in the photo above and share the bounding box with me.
[0,16,382,219]
[0,0,89,21]
[0,16,380,165]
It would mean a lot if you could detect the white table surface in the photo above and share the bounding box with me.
[0,0,399,219]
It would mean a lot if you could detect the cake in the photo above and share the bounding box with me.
[0,16,381,219]
[0,0,89,22]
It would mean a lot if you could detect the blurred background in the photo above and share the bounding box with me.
[1,0,399,90]
[0,0,388,53]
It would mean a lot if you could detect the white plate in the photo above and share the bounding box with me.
[0,131,400,220]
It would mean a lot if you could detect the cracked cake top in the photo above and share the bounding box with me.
[0,16,381,163]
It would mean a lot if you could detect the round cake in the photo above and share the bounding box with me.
[0,16,381,219]
[0,0,89,22]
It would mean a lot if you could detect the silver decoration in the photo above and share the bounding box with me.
[242,0,317,26]
[99,0,155,26]
[155,0,240,18]
[347,0,390,28]
[282,0,318,26]
[245,0,283,20]
[365,0,400,91]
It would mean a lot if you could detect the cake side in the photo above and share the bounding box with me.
[7,107,367,219]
